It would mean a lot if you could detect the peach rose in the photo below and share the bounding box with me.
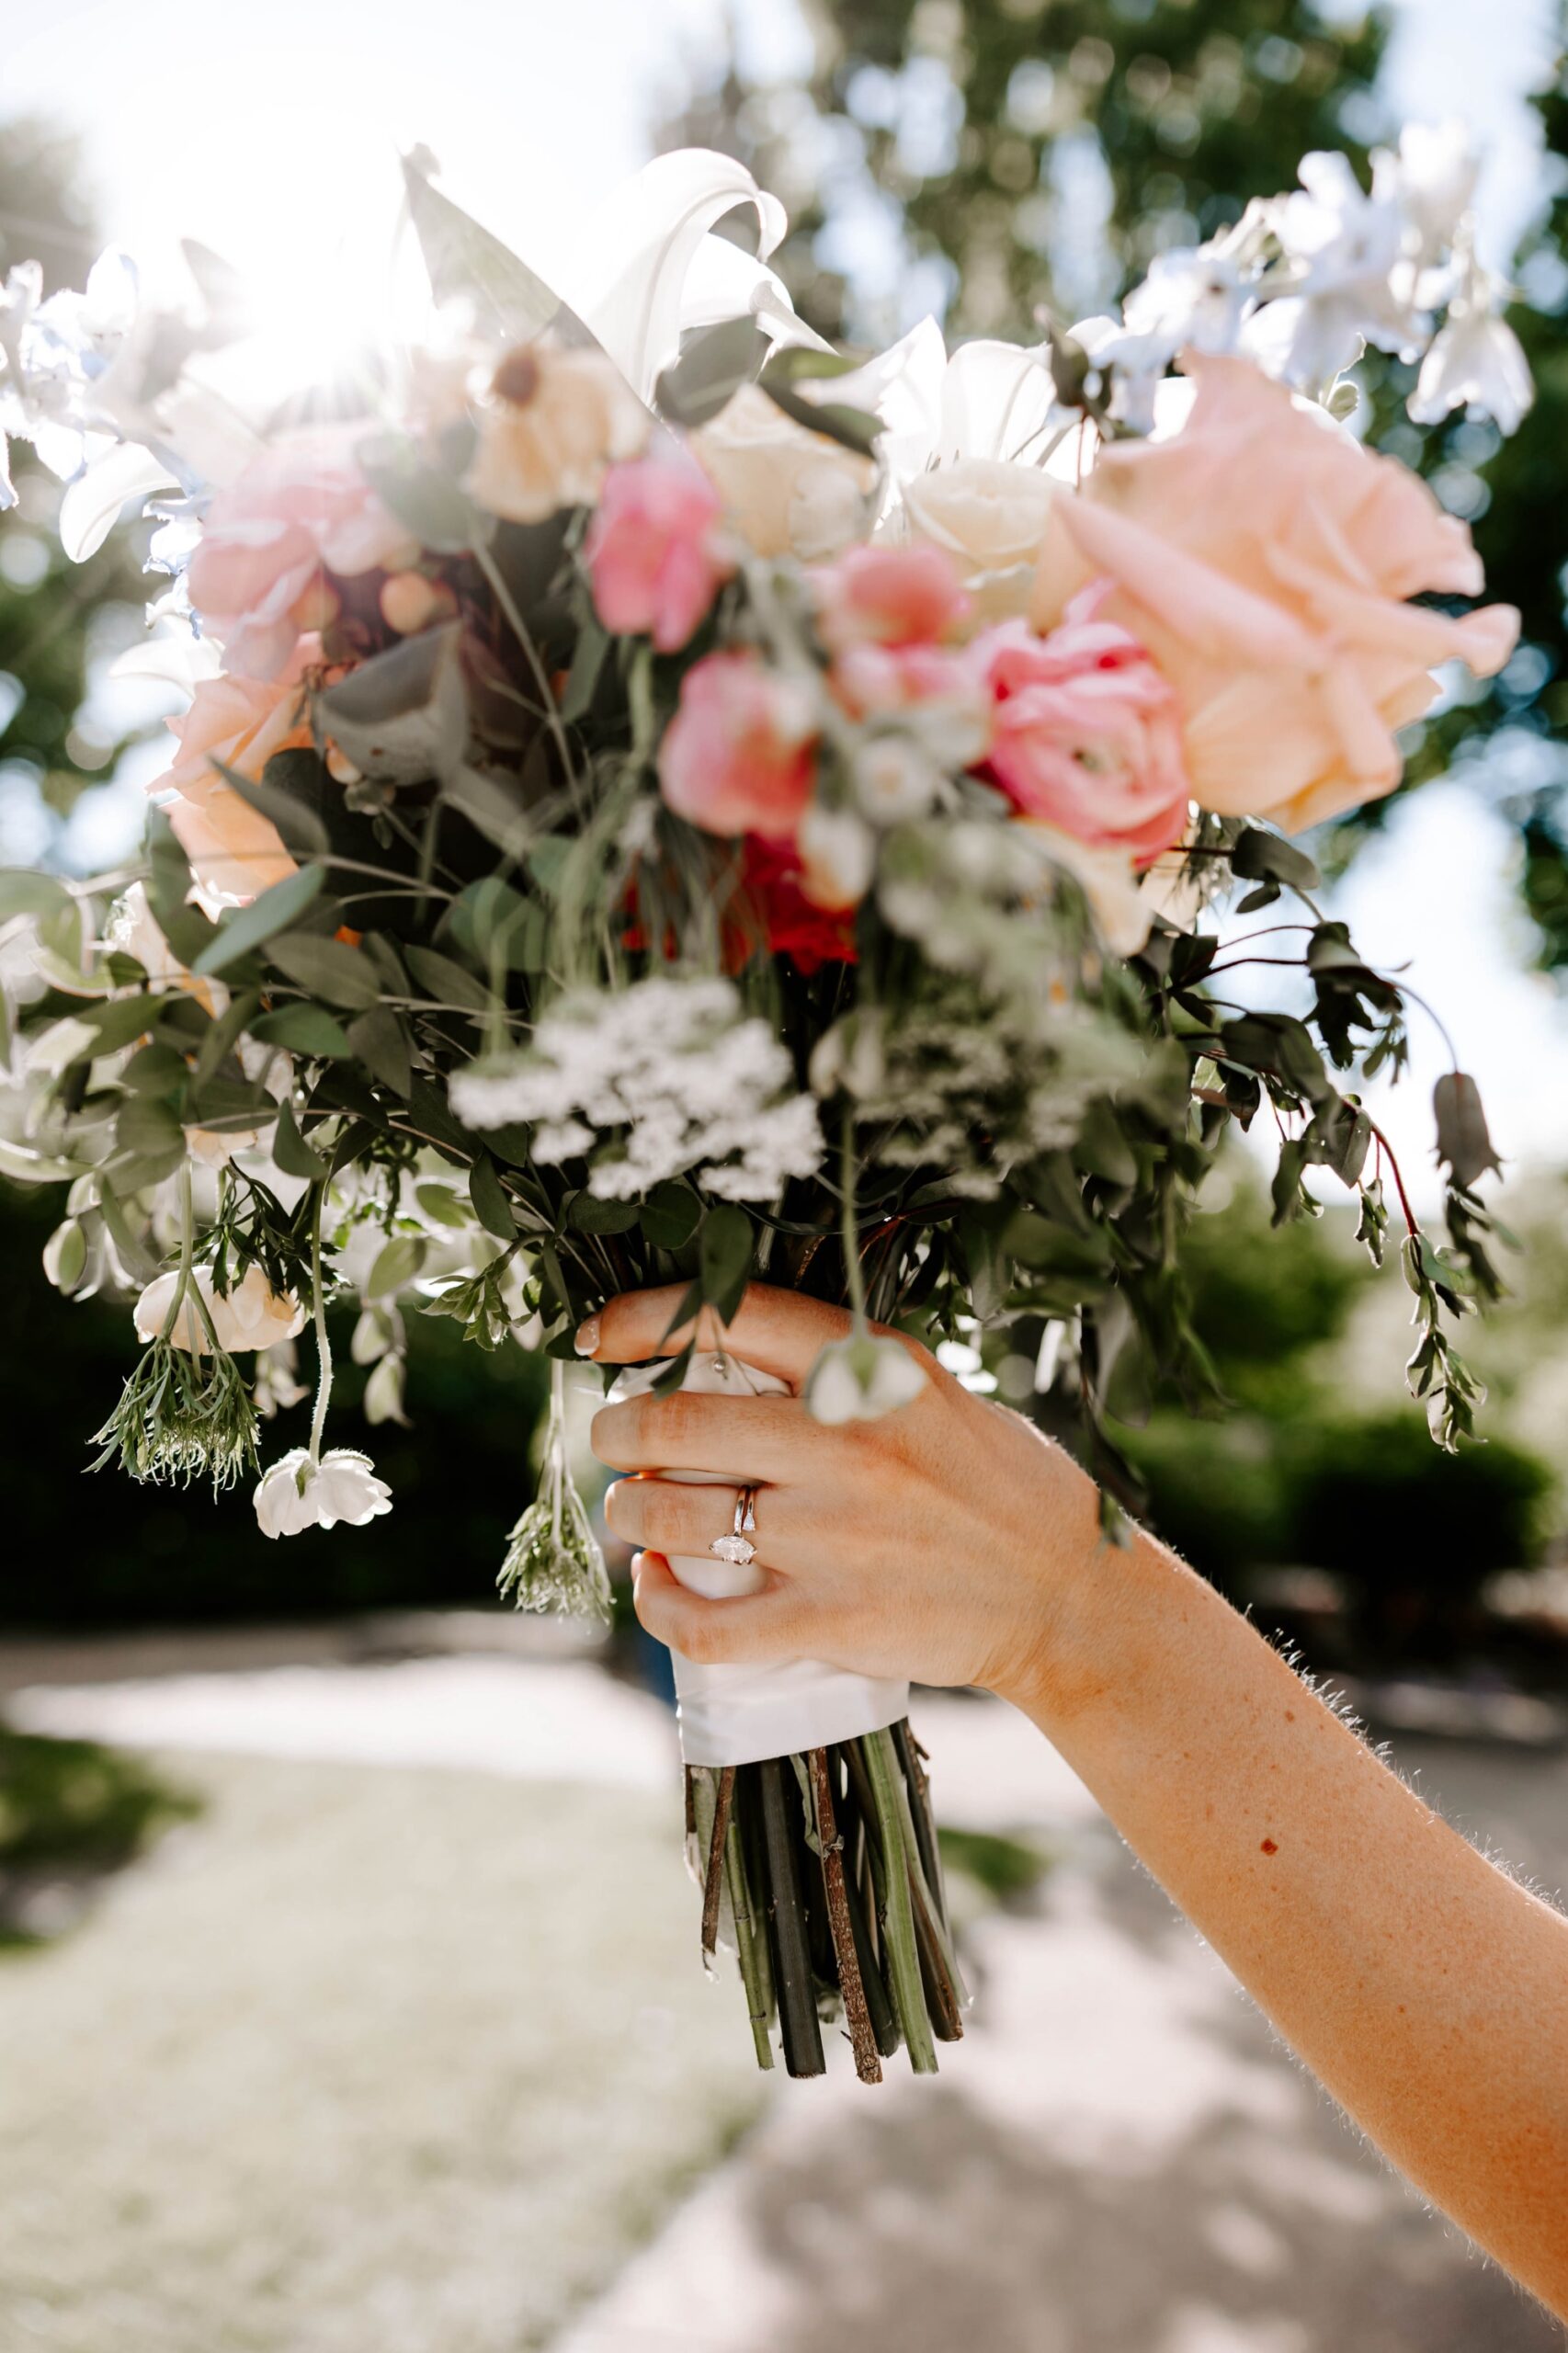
[1030,352,1520,834]
[812,543,970,653]
[657,651,817,838]
[976,597,1191,864]
[186,426,415,680]
[463,345,649,525]
[584,455,733,652]
[152,639,319,908]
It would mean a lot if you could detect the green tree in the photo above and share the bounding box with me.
[0,118,149,829]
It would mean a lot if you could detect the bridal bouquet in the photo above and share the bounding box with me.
[0,135,1525,2078]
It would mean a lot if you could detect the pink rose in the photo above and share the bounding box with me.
[584,457,734,653]
[812,544,970,653]
[657,652,817,839]
[1031,352,1519,833]
[153,638,319,906]
[186,426,416,679]
[976,595,1192,864]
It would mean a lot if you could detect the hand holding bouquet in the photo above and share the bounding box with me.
[0,136,1524,2075]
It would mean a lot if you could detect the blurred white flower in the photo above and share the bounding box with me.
[1372,120,1478,267]
[806,1332,927,1425]
[797,803,877,910]
[254,1448,392,1538]
[134,1264,306,1354]
[362,1354,410,1427]
[1257,150,1422,389]
[1410,275,1534,435]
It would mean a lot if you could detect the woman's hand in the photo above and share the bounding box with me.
[580,1280,1105,1708]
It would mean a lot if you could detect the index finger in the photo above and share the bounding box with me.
[578,1282,852,1392]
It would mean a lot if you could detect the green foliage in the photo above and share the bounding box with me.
[0,1726,198,1943]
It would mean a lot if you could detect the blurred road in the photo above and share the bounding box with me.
[5,1636,1564,2352]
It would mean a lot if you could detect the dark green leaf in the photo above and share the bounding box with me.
[120,1041,190,1097]
[210,749,331,856]
[568,1193,642,1234]
[699,1202,754,1322]
[191,866,328,977]
[115,1095,183,1160]
[641,1180,700,1252]
[560,615,610,723]
[365,1233,427,1299]
[757,359,883,457]
[1231,828,1322,894]
[272,1100,329,1181]
[469,1152,518,1242]
[75,993,176,1055]
[347,1004,413,1096]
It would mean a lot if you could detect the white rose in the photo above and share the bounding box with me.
[692,383,877,560]
[134,1264,306,1354]
[899,459,1059,621]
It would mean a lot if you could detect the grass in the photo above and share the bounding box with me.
[0,1723,199,1946]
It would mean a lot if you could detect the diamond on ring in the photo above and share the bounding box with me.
[710,1486,757,1567]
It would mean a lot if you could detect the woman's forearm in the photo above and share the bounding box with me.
[1017,1516,1568,2312]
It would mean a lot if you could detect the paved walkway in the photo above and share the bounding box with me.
[6,1636,1564,2351]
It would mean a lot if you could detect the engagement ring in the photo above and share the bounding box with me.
[709,1486,757,1567]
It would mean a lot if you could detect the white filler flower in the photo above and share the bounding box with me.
[450,974,824,1201]
[254,1448,393,1539]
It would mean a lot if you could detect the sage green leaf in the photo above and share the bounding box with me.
[655,314,770,428]
[249,1005,352,1059]
[405,944,491,1013]
[120,1041,190,1097]
[758,349,883,456]
[115,1095,184,1160]
[314,622,468,786]
[267,929,382,1008]
[469,1152,517,1242]
[401,148,585,347]
[347,1004,413,1097]
[75,993,176,1054]
[1434,1071,1504,1188]
[560,615,610,722]
[191,866,327,977]
[365,1233,428,1300]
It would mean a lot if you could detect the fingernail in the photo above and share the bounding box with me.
[574,1314,601,1358]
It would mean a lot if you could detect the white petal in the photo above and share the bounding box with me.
[60,440,179,563]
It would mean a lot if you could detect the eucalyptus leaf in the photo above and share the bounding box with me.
[191,866,328,977]
[365,1233,428,1300]
[356,430,475,554]
[405,943,491,1013]
[314,622,468,786]
[470,1152,517,1242]
[568,1193,642,1235]
[210,750,331,856]
[401,148,589,348]
[655,314,770,428]
[1231,828,1322,894]
[699,1202,754,1322]
[249,1004,352,1059]
[272,1099,329,1181]
[1434,1071,1503,1189]
[347,1004,413,1097]
[640,1180,700,1252]
[267,929,382,1009]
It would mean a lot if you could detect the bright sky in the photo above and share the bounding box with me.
[4,0,1566,1199]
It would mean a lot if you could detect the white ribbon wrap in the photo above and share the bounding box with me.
[608,1352,910,1768]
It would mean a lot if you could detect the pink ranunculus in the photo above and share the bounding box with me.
[831,640,993,767]
[976,594,1192,865]
[657,652,818,839]
[1030,351,1520,834]
[186,426,416,679]
[812,543,971,654]
[584,457,734,653]
[153,637,321,907]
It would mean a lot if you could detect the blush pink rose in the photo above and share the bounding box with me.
[812,543,970,653]
[657,652,817,839]
[153,637,320,906]
[976,595,1192,864]
[583,457,734,652]
[1030,352,1519,833]
[186,426,416,680]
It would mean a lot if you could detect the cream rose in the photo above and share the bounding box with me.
[691,383,876,561]
[1029,352,1519,834]
[900,459,1058,622]
[133,1265,306,1355]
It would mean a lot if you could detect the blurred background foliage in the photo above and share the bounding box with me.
[2,10,1567,1658]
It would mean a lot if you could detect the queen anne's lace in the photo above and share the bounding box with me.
[450,975,824,1201]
